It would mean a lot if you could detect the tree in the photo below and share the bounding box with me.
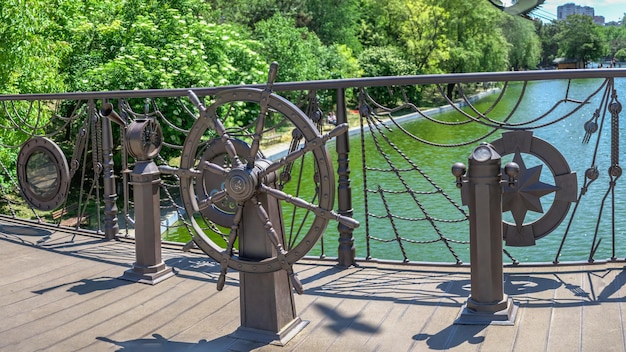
[501,16,541,70]
[57,0,269,149]
[207,0,307,27]
[600,24,626,62]
[0,1,74,174]
[376,0,509,80]
[253,14,326,82]
[358,46,421,106]
[615,48,626,62]
[63,0,267,92]
[554,15,607,65]
[434,0,509,75]
[535,20,560,67]
[390,0,450,72]
[303,0,362,53]
[0,1,68,94]
[390,0,509,97]
[356,0,397,49]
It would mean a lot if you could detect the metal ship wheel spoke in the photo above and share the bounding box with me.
[173,66,359,292]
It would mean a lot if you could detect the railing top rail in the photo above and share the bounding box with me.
[3,69,626,101]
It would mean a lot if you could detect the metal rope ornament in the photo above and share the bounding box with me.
[490,131,577,246]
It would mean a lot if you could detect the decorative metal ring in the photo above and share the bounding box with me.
[491,131,577,246]
[17,137,71,211]
[195,138,263,227]
[180,88,334,273]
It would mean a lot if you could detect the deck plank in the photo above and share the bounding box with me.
[546,267,584,352]
[1,223,626,352]
[581,266,626,352]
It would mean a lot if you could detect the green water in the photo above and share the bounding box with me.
[315,78,626,264]
[165,78,626,264]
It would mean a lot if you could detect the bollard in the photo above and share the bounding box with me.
[452,142,519,325]
[120,119,174,285]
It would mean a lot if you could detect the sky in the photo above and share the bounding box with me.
[538,0,626,23]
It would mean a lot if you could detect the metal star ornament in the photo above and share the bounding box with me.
[502,150,559,231]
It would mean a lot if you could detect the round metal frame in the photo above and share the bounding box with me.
[126,119,163,160]
[491,131,577,245]
[195,138,264,227]
[17,137,71,211]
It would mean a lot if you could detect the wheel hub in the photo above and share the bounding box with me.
[225,167,258,202]
[224,159,275,202]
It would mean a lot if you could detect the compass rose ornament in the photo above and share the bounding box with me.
[502,150,559,231]
[491,131,577,246]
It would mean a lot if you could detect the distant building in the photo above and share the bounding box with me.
[557,3,594,21]
[553,58,585,70]
[593,16,605,26]
[557,3,606,25]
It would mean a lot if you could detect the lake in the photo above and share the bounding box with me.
[163,77,626,264]
[313,78,626,264]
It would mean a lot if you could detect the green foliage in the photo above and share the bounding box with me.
[554,15,607,64]
[501,16,541,70]
[357,0,397,48]
[600,24,626,60]
[359,46,419,77]
[253,14,325,83]
[0,2,72,182]
[59,1,269,150]
[393,0,450,72]
[0,1,69,94]
[358,46,421,106]
[432,0,509,74]
[207,0,308,27]
[363,0,509,76]
[65,2,267,92]
[534,20,560,67]
[303,0,362,53]
[321,44,363,80]
[615,48,626,62]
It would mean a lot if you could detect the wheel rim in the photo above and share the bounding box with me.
[180,88,334,273]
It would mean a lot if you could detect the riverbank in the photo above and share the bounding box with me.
[264,87,500,160]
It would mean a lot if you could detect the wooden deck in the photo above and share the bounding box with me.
[1,220,625,351]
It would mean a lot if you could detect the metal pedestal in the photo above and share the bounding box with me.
[121,160,174,285]
[233,193,308,345]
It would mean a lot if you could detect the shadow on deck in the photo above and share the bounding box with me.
[0,220,625,351]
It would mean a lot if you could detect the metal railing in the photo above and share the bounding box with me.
[2,68,626,266]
